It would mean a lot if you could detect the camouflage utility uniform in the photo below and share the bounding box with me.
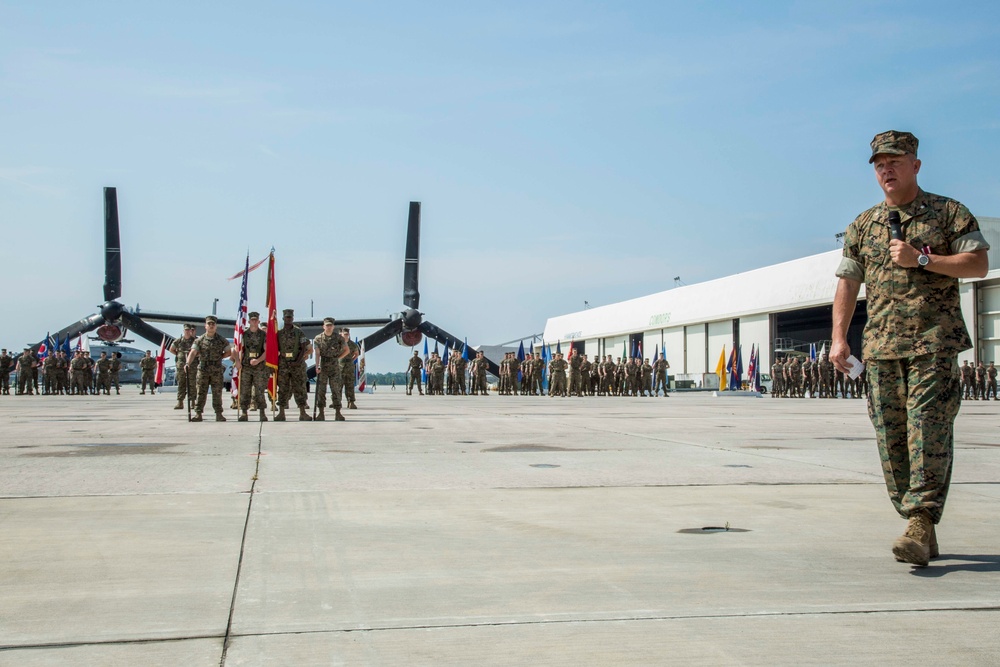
[238,328,270,416]
[191,334,230,418]
[838,189,989,526]
[314,332,347,418]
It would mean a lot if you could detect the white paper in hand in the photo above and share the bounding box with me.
[846,355,865,380]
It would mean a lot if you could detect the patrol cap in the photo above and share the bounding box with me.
[205,315,219,324]
[183,323,196,330]
[322,317,335,325]
[340,327,350,334]
[248,311,260,319]
[283,308,295,317]
[869,130,918,163]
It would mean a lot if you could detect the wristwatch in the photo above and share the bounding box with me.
[917,253,930,268]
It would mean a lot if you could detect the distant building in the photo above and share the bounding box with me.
[543,217,1000,389]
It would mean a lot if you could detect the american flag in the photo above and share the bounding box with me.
[155,335,167,385]
[231,253,250,401]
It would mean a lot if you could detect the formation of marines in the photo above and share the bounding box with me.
[959,359,999,400]
[768,352,868,399]
[0,347,125,396]
[407,350,671,397]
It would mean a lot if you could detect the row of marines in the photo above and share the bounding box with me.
[769,353,869,399]
[405,350,671,397]
[0,348,146,396]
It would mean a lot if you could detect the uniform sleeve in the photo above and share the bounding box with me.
[949,203,991,254]
[835,221,865,282]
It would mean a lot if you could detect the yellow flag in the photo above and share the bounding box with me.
[715,346,728,391]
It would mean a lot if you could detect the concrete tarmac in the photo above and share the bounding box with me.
[1,389,999,666]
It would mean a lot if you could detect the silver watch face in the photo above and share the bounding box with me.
[918,254,930,266]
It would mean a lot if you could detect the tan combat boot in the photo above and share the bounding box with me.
[299,407,313,422]
[191,413,203,422]
[348,400,357,409]
[215,412,227,422]
[892,512,933,566]
[275,407,286,421]
[238,411,249,422]
[259,409,268,422]
[174,401,184,410]
[315,407,325,421]
[335,408,346,422]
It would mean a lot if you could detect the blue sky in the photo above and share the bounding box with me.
[2,1,998,371]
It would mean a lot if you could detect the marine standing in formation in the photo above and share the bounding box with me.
[16,348,36,395]
[170,324,197,409]
[406,350,424,395]
[831,130,990,567]
[313,317,349,421]
[185,315,235,422]
[139,351,157,394]
[0,349,11,395]
[235,312,270,422]
[339,327,360,409]
[275,308,312,421]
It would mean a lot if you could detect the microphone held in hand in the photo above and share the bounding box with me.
[888,210,904,241]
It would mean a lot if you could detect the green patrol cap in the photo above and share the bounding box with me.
[283,308,295,317]
[183,323,196,330]
[323,317,335,325]
[869,130,918,163]
[248,311,260,319]
[205,315,218,324]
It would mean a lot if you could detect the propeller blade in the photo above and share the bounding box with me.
[361,318,404,352]
[103,187,122,302]
[48,313,107,349]
[403,201,420,310]
[418,321,498,375]
[119,311,174,349]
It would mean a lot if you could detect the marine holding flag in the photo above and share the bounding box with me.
[235,312,270,422]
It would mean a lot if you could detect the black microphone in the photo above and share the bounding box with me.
[888,210,904,241]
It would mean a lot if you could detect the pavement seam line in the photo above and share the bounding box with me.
[218,419,264,667]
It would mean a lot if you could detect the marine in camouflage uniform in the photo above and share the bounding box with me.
[186,315,234,421]
[959,360,974,400]
[548,353,567,396]
[453,352,468,396]
[339,328,360,409]
[653,355,670,396]
[1,349,13,395]
[95,352,112,395]
[818,353,834,398]
[407,350,424,395]
[275,308,312,420]
[640,359,652,397]
[974,361,987,400]
[987,362,998,400]
[139,351,157,394]
[236,312,270,421]
[832,130,990,566]
[17,349,36,395]
[109,352,121,395]
[43,353,57,394]
[313,318,348,421]
[70,351,89,395]
[471,350,489,395]
[170,324,197,409]
[801,357,814,398]
[430,352,445,395]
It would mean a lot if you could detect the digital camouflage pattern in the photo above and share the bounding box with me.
[192,333,231,414]
[867,353,959,524]
[277,324,309,409]
[170,336,196,404]
[314,332,346,410]
[238,329,269,412]
[837,190,989,359]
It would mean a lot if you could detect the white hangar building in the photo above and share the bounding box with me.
[542,217,1000,389]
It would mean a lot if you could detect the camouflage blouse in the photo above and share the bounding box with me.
[836,190,990,359]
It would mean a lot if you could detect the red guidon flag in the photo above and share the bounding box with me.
[155,335,167,385]
[265,250,279,401]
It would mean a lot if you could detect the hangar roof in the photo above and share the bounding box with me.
[543,250,860,342]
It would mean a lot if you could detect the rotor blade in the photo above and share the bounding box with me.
[103,187,122,302]
[403,201,420,310]
[119,311,174,349]
[361,318,404,352]
[33,313,106,354]
[418,321,499,376]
